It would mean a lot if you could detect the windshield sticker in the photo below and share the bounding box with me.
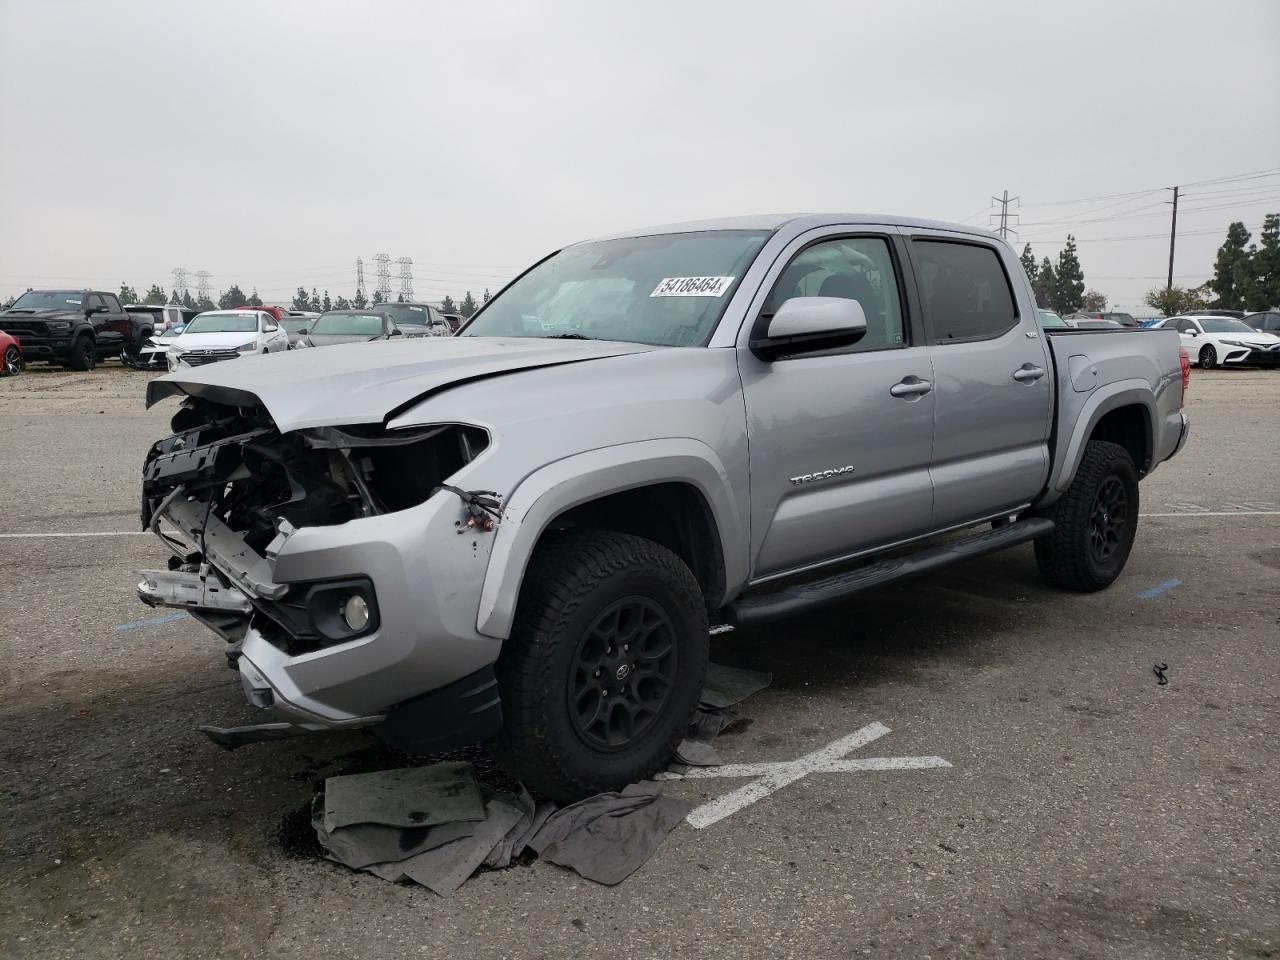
[66,298,82,305]
[650,276,735,298]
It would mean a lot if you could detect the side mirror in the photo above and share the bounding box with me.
[750,296,867,361]
[86,304,108,315]
[389,327,403,337]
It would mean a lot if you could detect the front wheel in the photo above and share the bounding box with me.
[1198,344,1217,369]
[1035,440,1139,591]
[66,336,96,371]
[2,345,21,376]
[491,530,709,802]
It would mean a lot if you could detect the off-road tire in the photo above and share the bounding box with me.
[491,530,709,802]
[1198,344,1216,369]
[1035,440,1139,592]
[67,336,96,371]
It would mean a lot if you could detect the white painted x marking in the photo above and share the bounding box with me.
[666,721,951,829]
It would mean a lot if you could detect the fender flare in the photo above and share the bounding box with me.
[476,438,747,640]
[1049,379,1154,495]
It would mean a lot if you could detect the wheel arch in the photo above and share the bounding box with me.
[1048,381,1155,496]
[476,439,747,639]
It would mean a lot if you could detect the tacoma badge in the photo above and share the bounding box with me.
[789,465,855,485]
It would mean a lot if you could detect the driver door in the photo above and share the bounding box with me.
[738,230,936,579]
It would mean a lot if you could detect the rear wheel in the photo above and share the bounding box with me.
[1035,440,1139,591]
[1198,344,1217,369]
[2,345,21,376]
[66,336,96,371]
[491,530,708,801]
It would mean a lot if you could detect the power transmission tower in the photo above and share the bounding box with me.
[373,253,392,299]
[171,267,189,298]
[195,271,211,304]
[990,190,1020,240]
[396,257,414,300]
[1166,186,1179,291]
[355,258,365,299]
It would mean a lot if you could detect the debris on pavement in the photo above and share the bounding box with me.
[526,782,692,886]
[1153,661,1169,686]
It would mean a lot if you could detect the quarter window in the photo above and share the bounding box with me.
[763,236,906,354]
[913,240,1017,342]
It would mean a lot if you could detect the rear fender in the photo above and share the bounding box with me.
[476,438,746,639]
[1046,379,1154,497]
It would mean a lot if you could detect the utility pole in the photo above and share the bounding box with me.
[1166,186,1179,291]
[990,190,1019,240]
[396,256,414,300]
[373,253,392,300]
[355,258,365,300]
[194,270,211,305]
[170,267,189,300]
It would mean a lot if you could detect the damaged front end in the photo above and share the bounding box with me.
[138,395,499,746]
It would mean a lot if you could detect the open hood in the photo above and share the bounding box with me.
[147,336,655,432]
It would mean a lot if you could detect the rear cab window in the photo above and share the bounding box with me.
[911,240,1018,343]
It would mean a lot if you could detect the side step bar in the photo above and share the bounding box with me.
[728,517,1054,628]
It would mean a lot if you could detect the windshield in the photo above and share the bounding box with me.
[1107,313,1135,325]
[1038,309,1068,328]
[311,312,385,336]
[183,313,258,334]
[158,325,185,339]
[378,303,430,326]
[9,291,85,310]
[282,318,313,333]
[460,230,769,346]
[1201,318,1255,333]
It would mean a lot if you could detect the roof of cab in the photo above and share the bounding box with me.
[584,213,1002,244]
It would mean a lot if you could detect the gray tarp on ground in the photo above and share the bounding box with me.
[320,762,486,832]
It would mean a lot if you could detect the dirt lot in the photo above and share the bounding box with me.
[1,361,1277,959]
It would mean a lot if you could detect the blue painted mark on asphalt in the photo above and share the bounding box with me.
[1136,578,1181,599]
[115,612,187,632]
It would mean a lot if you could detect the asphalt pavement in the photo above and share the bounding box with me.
[1,361,1277,959]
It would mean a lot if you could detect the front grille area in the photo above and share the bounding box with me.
[182,348,240,366]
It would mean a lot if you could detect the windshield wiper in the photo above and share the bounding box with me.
[544,333,594,340]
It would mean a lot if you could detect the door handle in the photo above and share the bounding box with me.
[890,376,933,398]
[1013,364,1046,382]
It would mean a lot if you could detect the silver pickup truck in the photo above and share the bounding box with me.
[137,214,1190,800]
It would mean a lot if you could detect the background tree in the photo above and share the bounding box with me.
[1032,257,1056,309]
[353,289,369,308]
[459,291,478,317]
[1080,289,1108,312]
[291,286,311,311]
[218,284,246,309]
[322,291,332,312]
[334,296,351,310]
[1144,284,1209,316]
[441,294,457,313]
[371,290,384,305]
[144,284,167,305]
[119,283,139,305]
[309,288,321,312]
[246,287,264,306]
[169,289,181,304]
[1254,214,1280,308]
[482,288,492,303]
[1019,244,1038,287]
[1209,221,1252,309]
[196,293,215,310]
[181,291,197,310]
[1053,235,1085,314]
[396,293,404,303]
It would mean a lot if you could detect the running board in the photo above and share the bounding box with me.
[728,517,1054,627]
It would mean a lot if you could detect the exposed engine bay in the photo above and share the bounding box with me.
[139,396,490,656]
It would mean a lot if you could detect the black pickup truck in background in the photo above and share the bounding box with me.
[0,289,141,370]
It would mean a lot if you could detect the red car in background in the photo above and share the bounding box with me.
[1,330,23,376]
[236,304,288,325]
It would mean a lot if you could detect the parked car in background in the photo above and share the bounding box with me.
[1067,311,1137,327]
[167,309,290,371]
[138,212,1190,799]
[132,323,187,370]
[440,312,464,332]
[0,330,23,376]
[294,310,402,349]
[240,304,289,326]
[0,289,133,370]
[1073,319,1125,329]
[282,312,320,348]
[1160,315,1280,368]
[1242,310,1280,335]
[1037,309,1069,329]
[127,303,197,335]
[376,302,453,337]
[1192,309,1246,319]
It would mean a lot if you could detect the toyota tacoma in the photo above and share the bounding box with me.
[136,214,1190,800]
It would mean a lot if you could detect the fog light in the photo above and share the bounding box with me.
[342,595,370,631]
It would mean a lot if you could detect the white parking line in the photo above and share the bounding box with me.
[0,531,149,538]
[1140,511,1280,517]
[670,722,952,829]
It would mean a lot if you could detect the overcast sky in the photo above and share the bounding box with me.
[2,0,1278,311]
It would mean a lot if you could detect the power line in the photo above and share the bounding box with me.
[396,256,414,300]
[373,253,392,299]
[990,190,1019,240]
